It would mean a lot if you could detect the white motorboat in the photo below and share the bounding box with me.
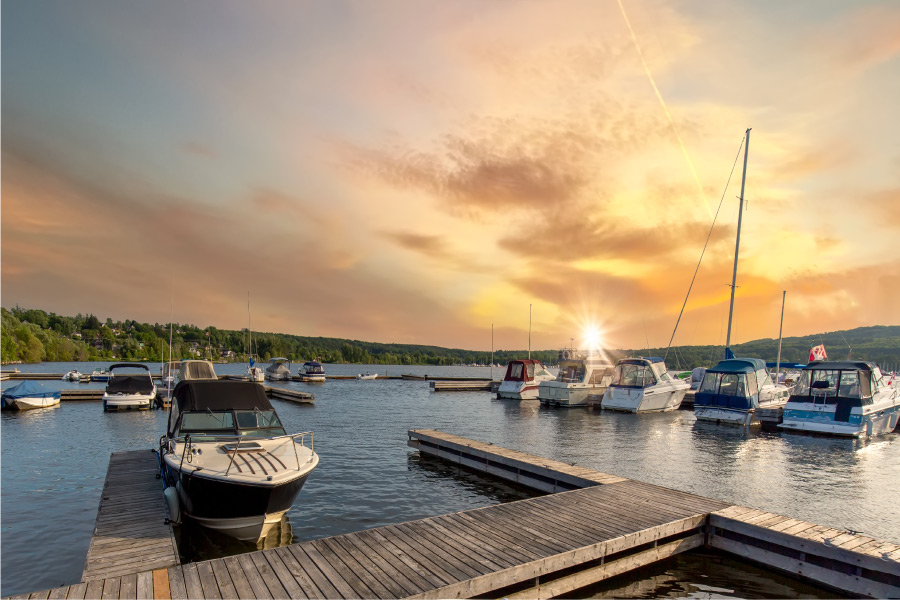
[62,370,82,382]
[159,380,318,541]
[779,361,900,437]
[1,381,61,410]
[357,373,378,380]
[247,365,265,382]
[91,368,110,382]
[602,357,690,413]
[265,358,292,381]
[693,358,791,425]
[538,349,615,407]
[497,359,555,400]
[103,364,157,411]
[299,361,325,382]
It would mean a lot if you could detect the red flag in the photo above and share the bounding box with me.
[809,344,827,362]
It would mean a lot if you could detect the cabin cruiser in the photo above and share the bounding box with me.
[62,370,82,382]
[299,361,325,382]
[357,372,378,380]
[779,361,900,437]
[103,364,157,411]
[159,380,318,541]
[497,359,555,400]
[265,358,292,381]
[1,381,61,410]
[693,358,791,425]
[602,357,690,413]
[538,349,615,407]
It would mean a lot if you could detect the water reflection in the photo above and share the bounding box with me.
[176,515,294,563]
[569,549,842,599]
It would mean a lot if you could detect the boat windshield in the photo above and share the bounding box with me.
[179,409,286,438]
[794,369,871,399]
[614,364,656,388]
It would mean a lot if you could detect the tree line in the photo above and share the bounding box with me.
[3,306,899,370]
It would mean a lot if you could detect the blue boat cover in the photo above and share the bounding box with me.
[1,380,61,400]
[706,358,766,374]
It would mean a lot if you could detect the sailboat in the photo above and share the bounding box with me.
[693,129,792,425]
[246,293,264,382]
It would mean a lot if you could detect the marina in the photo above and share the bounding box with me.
[3,362,900,598]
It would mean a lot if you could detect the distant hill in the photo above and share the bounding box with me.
[3,306,899,370]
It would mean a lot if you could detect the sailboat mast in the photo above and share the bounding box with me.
[775,290,786,383]
[725,128,751,355]
[528,304,532,360]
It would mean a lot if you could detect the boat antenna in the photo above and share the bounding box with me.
[725,128,752,358]
[775,290,786,384]
[663,131,747,362]
[838,330,852,359]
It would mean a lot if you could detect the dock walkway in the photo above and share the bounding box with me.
[11,432,900,599]
[81,451,179,582]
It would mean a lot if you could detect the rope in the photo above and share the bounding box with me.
[664,133,747,362]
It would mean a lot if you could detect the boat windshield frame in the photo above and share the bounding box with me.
[175,408,287,440]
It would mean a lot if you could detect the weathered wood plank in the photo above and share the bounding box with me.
[236,553,273,600]
[135,572,153,600]
[307,539,379,598]
[248,551,289,599]
[64,583,87,600]
[209,560,238,600]
[118,573,137,600]
[165,567,186,600]
[194,562,221,600]
[180,564,204,600]
[285,545,344,599]
[99,577,119,600]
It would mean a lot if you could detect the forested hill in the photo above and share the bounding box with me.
[2,306,899,370]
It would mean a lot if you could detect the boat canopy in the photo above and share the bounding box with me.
[168,380,273,437]
[106,375,154,394]
[179,360,217,380]
[503,359,546,382]
[789,362,879,412]
[304,361,322,367]
[108,363,151,372]
[1,381,60,400]
[806,361,877,372]
[611,358,669,388]
[270,357,290,363]
[694,357,774,411]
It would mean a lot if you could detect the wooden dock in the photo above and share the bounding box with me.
[429,380,493,392]
[10,431,900,599]
[82,450,179,582]
[264,385,315,404]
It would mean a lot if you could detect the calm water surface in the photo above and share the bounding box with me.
[2,362,898,596]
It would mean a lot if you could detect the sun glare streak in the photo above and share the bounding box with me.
[616,0,712,218]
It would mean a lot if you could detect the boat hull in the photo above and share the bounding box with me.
[603,386,687,413]
[693,406,756,426]
[3,396,61,410]
[103,392,155,411]
[300,375,325,382]
[166,467,311,541]
[497,382,540,400]
[538,383,607,407]
[779,402,900,438]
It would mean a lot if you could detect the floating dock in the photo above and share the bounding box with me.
[264,385,316,404]
[429,380,493,392]
[82,451,179,582]
[9,431,900,599]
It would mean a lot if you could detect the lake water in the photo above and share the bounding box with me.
[2,361,898,597]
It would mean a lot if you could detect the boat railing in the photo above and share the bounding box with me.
[223,431,314,476]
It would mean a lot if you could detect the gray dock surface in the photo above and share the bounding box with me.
[81,450,179,582]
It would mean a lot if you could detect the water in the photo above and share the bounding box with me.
[2,361,899,597]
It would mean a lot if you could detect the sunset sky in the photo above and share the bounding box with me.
[3,0,899,352]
